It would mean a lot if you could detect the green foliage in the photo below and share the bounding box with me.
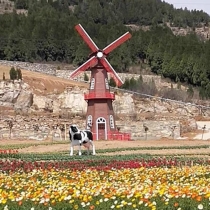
[187,85,194,99]
[122,76,158,96]
[109,77,116,87]
[9,67,17,80]
[0,0,209,97]
[15,0,29,9]
[16,68,22,80]
[84,72,89,81]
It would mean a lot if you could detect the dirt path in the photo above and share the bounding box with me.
[1,139,210,156]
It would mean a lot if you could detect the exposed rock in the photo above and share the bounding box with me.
[58,88,87,114]
[1,61,210,140]
[0,91,20,103]
[14,90,33,111]
[114,93,135,115]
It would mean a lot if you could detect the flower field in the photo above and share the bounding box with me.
[0,145,210,209]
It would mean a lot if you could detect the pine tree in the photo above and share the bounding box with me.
[109,77,116,87]
[16,68,22,80]
[84,72,89,82]
[3,72,5,80]
[9,67,17,80]
[187,85,194,99]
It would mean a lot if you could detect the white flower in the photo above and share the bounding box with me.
[110,205,115,209]
[152,201,157,206]
[139,200,143,205]
[81,202,86,207]
[64,195,71,201]
[4,205,9,210]
[198,204,203,210]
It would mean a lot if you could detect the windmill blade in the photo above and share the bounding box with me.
[100,58,123,87]
[75,24,99,53]
[103,32,131,55]
[70,56,98,78]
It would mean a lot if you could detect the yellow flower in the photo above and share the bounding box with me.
[74,204,79,209]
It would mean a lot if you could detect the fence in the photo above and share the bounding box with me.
[92,132,131,141]
[71,78,210,111]
[107,132,131,141]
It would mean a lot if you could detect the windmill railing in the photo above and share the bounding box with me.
[107,131,131,141]
[92,132,131,141]
[84,92,115,100]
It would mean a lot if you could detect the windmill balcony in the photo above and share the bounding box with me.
[84,92,115,100]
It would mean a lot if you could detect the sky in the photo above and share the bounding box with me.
[164,0,210,15]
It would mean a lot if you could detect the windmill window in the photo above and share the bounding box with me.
[97,117,106,123]
[87,115,92,129]
[109,115,114,129]
[105,78,109,89]
[90,78,95,89]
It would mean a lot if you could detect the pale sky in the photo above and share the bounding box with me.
[164,0,210,15]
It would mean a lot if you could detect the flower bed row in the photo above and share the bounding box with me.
[0,164,210,209]
[1,156,210,172]
[0,158,179,172]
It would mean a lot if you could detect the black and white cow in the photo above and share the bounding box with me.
[69,125,96,156]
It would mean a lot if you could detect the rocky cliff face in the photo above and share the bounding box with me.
[0,79,205,140]
[1,80,206,118]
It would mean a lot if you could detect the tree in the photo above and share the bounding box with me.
[84,72,89,82]
[121,78,130,89]
[9,67,17,80]
[16,68,22,80]
[187,85,194,99]
[3,72,5,80]
[109,77,116,87]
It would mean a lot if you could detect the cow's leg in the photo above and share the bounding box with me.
[90,141,96,155]
[87,145,90,155]
[70,143,74,156]
[78,144,82,156]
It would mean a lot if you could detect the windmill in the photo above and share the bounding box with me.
[70,24,131,140]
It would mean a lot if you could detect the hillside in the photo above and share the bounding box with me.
[1,62,210,141]
[1,0,210,99]
[0,65,88,95]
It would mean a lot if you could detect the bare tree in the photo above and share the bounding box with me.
[6,120,13,139]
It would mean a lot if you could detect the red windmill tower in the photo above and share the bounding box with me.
[70,24,131,140]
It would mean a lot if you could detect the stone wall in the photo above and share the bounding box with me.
[0,115,180,140]
[56,70,180,90]
[117,120,180,140]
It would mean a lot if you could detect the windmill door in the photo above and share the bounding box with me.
[96,117,107,140]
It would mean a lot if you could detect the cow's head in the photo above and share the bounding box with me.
[70,125,79,133]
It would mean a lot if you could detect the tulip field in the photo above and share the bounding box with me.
[0,141,210,210]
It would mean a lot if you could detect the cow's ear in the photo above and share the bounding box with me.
[69,133,72,140]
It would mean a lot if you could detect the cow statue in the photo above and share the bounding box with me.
[69,124,96,156]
